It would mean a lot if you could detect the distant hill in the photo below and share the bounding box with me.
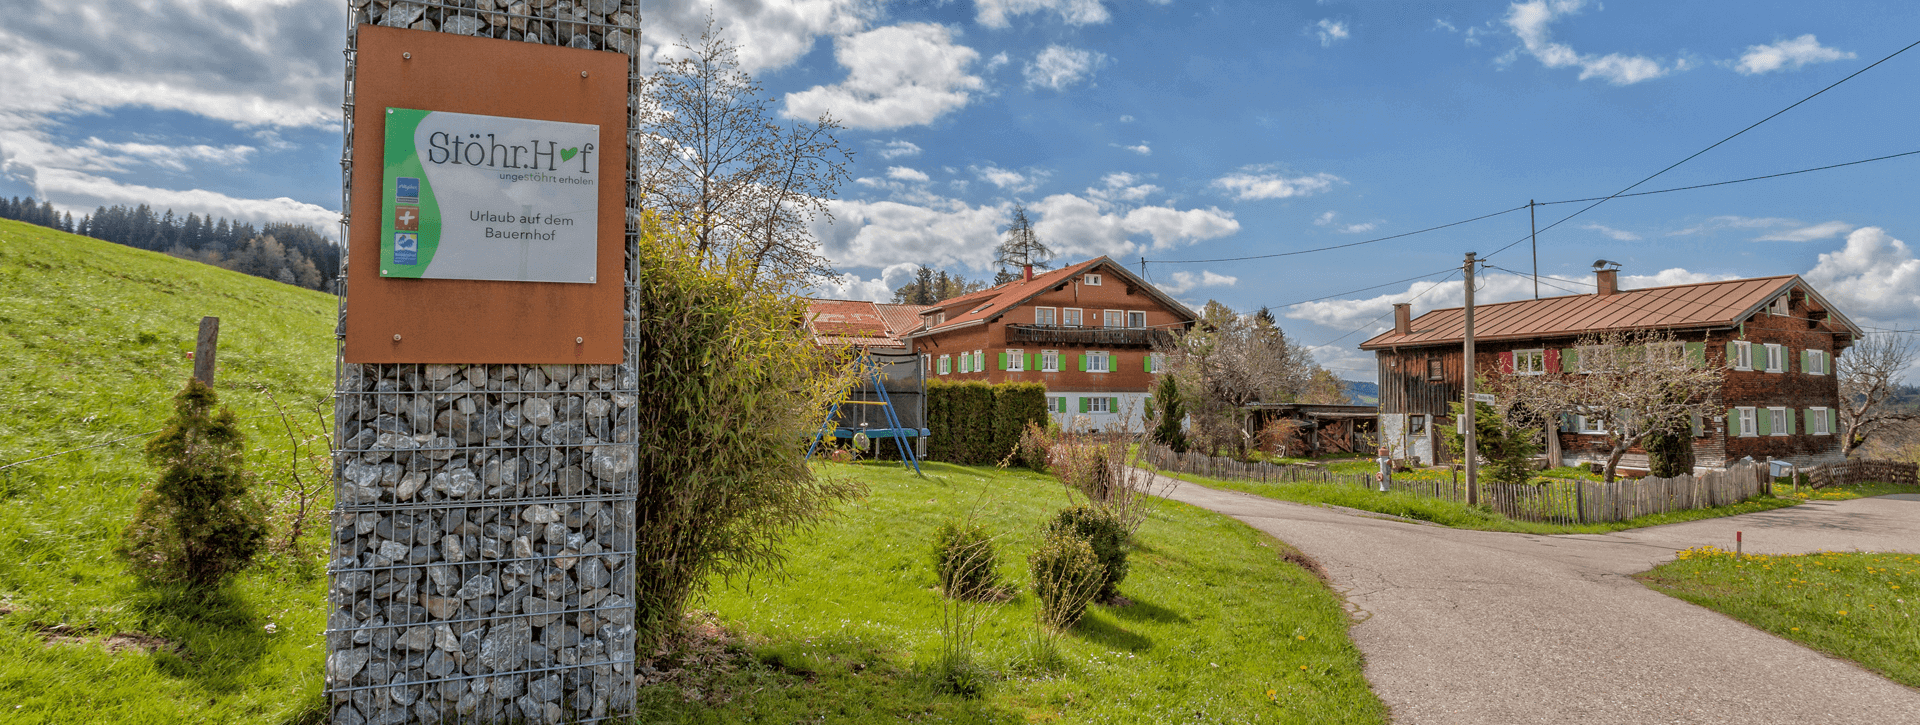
[1342,379,1378,405]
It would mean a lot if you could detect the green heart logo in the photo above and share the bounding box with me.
[561,147,579,162]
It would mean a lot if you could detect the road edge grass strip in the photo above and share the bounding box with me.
[1636,548,1920,689]
[1143,463,1801,535]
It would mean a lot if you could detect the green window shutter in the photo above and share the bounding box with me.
[1801,349,1810,373]
[1756,409,1772,436]
[1078,355,1088,372]
[1803,409,1813,434]
[1788,408,1798,435]
[1110,397,1119,412]
[1726,341,1739,368]
[998,352,1007,371]
[1144,354,1152,372]
[1829,408,1838,436]
[1562,348,1578,373]
[1686,342,1705,368]
[1727,409,1739,437]
[1079,397,1090,413]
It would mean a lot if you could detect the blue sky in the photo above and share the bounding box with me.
[2,0,1916,380]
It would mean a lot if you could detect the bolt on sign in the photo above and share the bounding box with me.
[345,25,626,364]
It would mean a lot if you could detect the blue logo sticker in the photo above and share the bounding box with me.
[393,233,418,265]
[396,177,419,203]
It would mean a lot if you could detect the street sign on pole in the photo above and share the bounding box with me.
[1472,393,1495,403]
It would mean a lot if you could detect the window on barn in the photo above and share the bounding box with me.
[1427,357,1443,381]
[1736,407,1757,437]
[1764,344,1785,373]
[1769,407,1790,436]
[1809,407,1830,435]
[1732,341,1753,371]
[1515,349,1545,375]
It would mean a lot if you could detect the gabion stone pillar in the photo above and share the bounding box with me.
[327,2,644,723]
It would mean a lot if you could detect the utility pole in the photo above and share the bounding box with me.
[1462,253,1478,505]
[1529,200,1539,300]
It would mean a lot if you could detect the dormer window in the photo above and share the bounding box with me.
[935,311,946,325]
[1084,273,1102,286]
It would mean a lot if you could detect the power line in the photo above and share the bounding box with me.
[1487,37,1920,261]
[1146,205,1528,264]
[1537,149,1920,206]
[1272,266,1457,309]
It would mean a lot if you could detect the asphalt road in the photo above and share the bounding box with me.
[1152,474,1920,724]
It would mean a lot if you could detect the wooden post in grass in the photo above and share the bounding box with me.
[193,316,219,385]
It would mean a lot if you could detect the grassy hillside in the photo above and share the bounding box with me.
[0,218,339,723]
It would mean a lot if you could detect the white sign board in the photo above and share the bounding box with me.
[380,108,600,283]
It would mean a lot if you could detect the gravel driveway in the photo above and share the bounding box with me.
[1152,473,1920,724]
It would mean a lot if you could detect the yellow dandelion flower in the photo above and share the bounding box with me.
[1837,610,1848,616]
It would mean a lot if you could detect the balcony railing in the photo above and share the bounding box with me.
[1004,324,1171,348]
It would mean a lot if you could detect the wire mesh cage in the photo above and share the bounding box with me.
[329,2,644,722]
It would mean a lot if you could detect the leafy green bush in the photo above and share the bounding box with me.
[1443,400,1540,486]
[1027,528,1103,631]
[932,519,1001,600]
[928,380,1048,465]
[629,214,862,645]
[1645,423,1695,478]
[117,378,267,589]
[1046,505,1129,600]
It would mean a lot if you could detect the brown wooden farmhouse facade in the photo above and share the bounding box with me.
[1358,269,1863,473]
[905,256,1196,432]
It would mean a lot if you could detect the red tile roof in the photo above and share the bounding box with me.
[911,257,1194,335]
[1359,275,1860,349]
[805,299,932,348]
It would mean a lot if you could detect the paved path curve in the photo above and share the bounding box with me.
[1153,474,1920,724]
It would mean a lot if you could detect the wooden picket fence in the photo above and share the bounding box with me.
[1141,444,1771,525]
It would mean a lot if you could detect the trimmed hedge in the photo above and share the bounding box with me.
[928,380,1049,464]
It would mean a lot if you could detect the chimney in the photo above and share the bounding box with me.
[1392,303,1411,336]
[1022,264,1033,282]
[1596,268,1619,296]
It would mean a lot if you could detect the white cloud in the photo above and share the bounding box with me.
[886,166,931,182]
[972,165,1046,193]
[1734,35,1854,75]
[1024,45,1107,90]
[637,0,879,75]
[1314,211,1337,226]
[985,51,1011,70]
[809,262,921,303]
[875,140,922,159]
[784,23,985,130]
[35,165,338,232]
[1433,19,1458,33]
[1503,0,1675,85]
[1212,168,1343,201]
[1313,19,1350,47]
[1339,222,1378,234]
[1582,222,1641,241]
[815,198,1011,271]
[1116,142,1151,156]
[1667,215,1795,236]
[976,0,1111,29]
[1803,227,1920,331]
[1756,220,1853,242]
[1088,172,1161,205]
[1158,270,1238,295]
[1032,194,1239,255]
[82,138,256,172]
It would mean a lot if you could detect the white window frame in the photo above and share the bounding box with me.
[1810,407,1830,435]
[1034,307,1057,326]
[1732,341,1754,371]
[1063,308,1083,327]
[1770,296,1789,315]
[1807,350,1828,376]
[1408,415,1428,436]
[1006,348,1025,372]
[1104,309,1125,328]
[1087,350,1110,373]
[1769,407,1790,436]
[1048,396,1067,414]
[938,355,951,375]
[1147,352,1165,373]
[1514,348,1546,376]
[1041,349,1060,373]
[1088,396,1112,413]
[1736,407,1757,437]
[1576,412,1607,435]
[973,350,983,374]
[1084,273,1102,286]
[1127,310,1147,328]
[1764,343,1785,373]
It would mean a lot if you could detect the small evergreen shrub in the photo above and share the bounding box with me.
[1045,505,1129,600]
[932,519,1001,600]
[1149,374,1187,453]
[1027,529,1103,630]
[1645,423,1695,478]
[118,378,268,589]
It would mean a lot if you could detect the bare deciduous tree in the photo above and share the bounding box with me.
[637,18,852,284]
[1837,333,1919,457]
[1491,329,1723,482]
[1162,301,1320,459]
[994,203,1053,272]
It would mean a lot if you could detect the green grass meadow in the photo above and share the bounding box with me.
[0,219,340,724]
[635,461,1385,724]
[1637,548,1920,688]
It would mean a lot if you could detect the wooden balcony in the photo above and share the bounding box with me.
[1004,324,1171,348]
